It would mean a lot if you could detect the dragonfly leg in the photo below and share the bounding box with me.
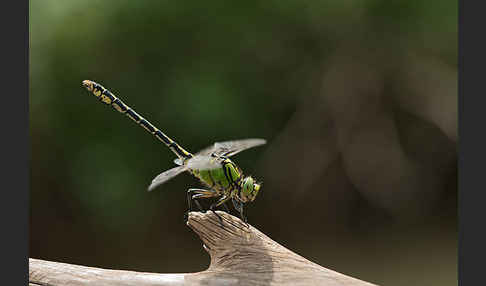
[187,188,219,212]
[208,195,232,225]
[190,195,205,212]
[232,199,248,225]
[240,209,248,225]
[209,195,231,211]
[187,189,201,212]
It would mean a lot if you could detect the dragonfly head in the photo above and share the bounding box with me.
[82,80,95,92]
[240,176,261,203]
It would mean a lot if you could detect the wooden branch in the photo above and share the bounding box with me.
[29,211,377,286]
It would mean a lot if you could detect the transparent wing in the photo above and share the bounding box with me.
[196,138,267,157]
[147,165,187,192]
[185,155,223,171]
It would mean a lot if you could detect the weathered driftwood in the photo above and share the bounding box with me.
[29,211,377,286]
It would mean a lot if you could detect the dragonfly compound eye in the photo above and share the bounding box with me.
[241,177,254,200]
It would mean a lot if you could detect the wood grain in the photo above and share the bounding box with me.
[29,211,377,286]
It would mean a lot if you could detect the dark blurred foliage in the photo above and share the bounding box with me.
[30,1,457,285]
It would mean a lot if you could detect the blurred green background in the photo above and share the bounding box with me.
[30,1,457,285]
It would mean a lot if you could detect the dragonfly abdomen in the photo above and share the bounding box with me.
[82,80,192,160]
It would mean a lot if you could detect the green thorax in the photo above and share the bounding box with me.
[191,158,242,193]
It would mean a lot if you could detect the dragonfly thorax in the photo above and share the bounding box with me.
[191,158,261,203]
[192,158,241,191]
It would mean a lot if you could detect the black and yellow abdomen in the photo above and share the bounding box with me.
[82,80,192,160]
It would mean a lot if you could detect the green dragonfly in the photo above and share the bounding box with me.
[82,80,265,221]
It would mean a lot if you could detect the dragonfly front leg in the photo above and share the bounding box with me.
[232,198,247,224]
[209,195,231,212]
[209,195,231,225]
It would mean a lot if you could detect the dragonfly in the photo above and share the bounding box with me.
[82,80,265,221]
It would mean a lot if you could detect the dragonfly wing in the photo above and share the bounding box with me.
[197,138,267,157]
[148,165,187,192]
[194,143,220,156]
[174,158,183,165]
[186,155,223,171]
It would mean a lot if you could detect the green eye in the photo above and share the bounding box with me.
[242,177,254,195]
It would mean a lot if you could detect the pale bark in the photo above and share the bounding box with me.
[29,211,377,286]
